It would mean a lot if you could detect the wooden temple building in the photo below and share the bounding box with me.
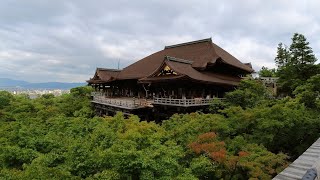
[87,38,254,120]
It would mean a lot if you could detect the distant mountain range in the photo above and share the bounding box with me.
[0,78,86,89]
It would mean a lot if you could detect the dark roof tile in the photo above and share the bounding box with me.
[139,57,241,86]
[87,68,121,83]
[117,38,253,80]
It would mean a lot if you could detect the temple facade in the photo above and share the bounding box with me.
[87,38,253,120]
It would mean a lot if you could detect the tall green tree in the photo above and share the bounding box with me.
[289,33,317,65]
[276,33,319,96]
[275,43,290,68]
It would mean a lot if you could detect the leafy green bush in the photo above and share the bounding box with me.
[0,84,319,179]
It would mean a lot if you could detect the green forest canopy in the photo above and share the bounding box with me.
[0,33,319,179]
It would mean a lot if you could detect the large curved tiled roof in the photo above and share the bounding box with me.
[116,38,253,80]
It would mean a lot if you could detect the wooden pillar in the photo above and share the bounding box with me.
[111,86,113,97]
[182,88,186,99]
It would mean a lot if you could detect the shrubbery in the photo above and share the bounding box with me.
[0,33,319,179]
[0,86,289,179]
[1,80,319,179]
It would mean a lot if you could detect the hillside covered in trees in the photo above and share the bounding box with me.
[0,33,319,179]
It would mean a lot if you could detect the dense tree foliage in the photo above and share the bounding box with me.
[0,85,291,179]
[274,33,319,96]
[223,79,271,109]
[294,74,320,110]
[1,79,319,179]
[258,66,277,77]
[0,33,319,179]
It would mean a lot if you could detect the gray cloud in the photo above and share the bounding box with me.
[0,0,319,82]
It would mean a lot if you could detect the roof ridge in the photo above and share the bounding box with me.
[164,38,212,49]
[165,56,193,64]
[97,68,121,72]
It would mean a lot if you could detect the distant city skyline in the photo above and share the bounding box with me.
[5,89,70,99]
[0,78,85,89]
[0,0,319,83]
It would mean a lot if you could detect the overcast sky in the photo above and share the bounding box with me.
[0,0,319,82]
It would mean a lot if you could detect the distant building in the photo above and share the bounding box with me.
[7,89,69,99]
[259,77,279,95]
[87,38,253,120]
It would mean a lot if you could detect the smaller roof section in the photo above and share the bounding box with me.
[87,68,121,84]
[139,56,241,86]
[210,43,254,73]
[244,63,253,69]
[165,56,193,64]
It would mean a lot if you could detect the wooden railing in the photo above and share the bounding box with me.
[92,93,224,108]
[153,97,224,107]
[92,95,150,109]
[91,92,104,96]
